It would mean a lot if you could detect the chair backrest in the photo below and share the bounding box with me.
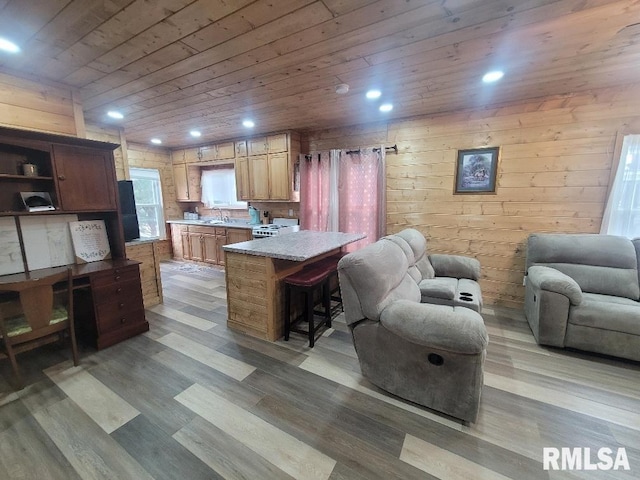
[0,269,72,332]
[526,233,640,300]
[337,239,420,326]
[384,228,435,282]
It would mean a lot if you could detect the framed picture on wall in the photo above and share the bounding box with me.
[454,147,500,194]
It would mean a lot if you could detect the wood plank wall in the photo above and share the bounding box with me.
[306,84,640,308]
[0,69,83,136]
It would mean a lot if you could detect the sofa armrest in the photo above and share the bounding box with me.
[527,266,583,305]
[429,254,480,280]
[380,300,488,354]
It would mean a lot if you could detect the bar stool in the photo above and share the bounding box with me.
[313,253,346,317]
[284,263,332,348]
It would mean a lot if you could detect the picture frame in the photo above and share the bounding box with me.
[454,147,500,194]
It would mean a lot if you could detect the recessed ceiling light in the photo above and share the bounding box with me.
[107,110,124,119]
[0,38,19,54]
[366,89,381,99]
[335,83,349,94]
[150,138,162,145]
[190,130,201,137]
[482,70,504,83]
[242,120,255,128]
[379,103,393,112]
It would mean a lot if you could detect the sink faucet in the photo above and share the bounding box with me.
[212,207,223,221]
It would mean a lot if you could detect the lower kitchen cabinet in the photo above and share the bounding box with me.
[170,223,252,266]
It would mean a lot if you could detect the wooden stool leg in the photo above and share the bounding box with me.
[284,283,291,341]
[306,289,314,348]
[324,280,332,328]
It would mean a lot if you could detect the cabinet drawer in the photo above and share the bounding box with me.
[91,266,140,288]
[92,279,143,306]
[96,307,146,335]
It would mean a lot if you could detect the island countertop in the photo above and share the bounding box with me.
[223,230,365,261]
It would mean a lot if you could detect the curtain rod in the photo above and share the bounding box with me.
[346,144,398,155]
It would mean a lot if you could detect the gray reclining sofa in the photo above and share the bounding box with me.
[525,233,640,362]
[337,229,487,423]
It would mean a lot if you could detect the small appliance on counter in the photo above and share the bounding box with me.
[252,218,300,238]
[248,206,261,225]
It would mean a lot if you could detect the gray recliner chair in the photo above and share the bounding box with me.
[338,236,488,423]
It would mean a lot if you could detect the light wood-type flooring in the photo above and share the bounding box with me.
[0,261,638,479]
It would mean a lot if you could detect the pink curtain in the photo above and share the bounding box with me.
[301,148,386,252]
[300,152,330,231]
[339,148,385,252]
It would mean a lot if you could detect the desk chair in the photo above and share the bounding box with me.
[0,268,78,389]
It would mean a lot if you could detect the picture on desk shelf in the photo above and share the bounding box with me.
[454,147,500,194]
[69,220,111,264]
[20,191,55,212]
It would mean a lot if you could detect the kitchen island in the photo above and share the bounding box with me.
[223,230,365,341]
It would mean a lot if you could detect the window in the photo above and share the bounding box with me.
[200,168,247,208]
[129,167,165,239]
[601,135,640,238]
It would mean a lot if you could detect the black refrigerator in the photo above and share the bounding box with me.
[118,180,140,242]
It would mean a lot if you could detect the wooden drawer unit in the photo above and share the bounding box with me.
[89,264,147,348]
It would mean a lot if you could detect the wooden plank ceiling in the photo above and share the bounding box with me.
[0,0,638,147]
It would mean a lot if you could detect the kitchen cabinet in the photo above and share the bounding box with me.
[173,163,201,202]
[227,228,252,244]
[267,133,288,153]
[170,224,186,259]
[247,137,268,156]
[235,140,247,157]
[235,156,250,200]
[248,154,269,200]
[170,223,252,265]
[196,142,235,162]
[268,152,290,200]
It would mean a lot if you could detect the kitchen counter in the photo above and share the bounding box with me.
[166,219,255,230]
[223,230,365,261]
[223,230,366,341]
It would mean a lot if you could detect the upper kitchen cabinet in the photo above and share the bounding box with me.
[240,131,301,201]
[235,140,247,157]
[53,145,118,211]
[195,142,235,163]
[173,163,201,202]
[247,133,288,156]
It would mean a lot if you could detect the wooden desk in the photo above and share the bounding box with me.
[0,259,149,350]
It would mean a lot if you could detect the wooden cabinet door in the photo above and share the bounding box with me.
[188,233,204,261]
[171,224,184,259]
[267,133,288,153]
[248,137,268,156]
[173,164,189,201]
[181,231,190,259]
[216,142,235,159]
[235,157,250,200]
[171,150,186,165]
[268,152,290,200]
[53,145,118,211]
[235,140,247,157]
[249,155,269,200]
[202,233,217,264]
[198,146,216,162]
[216,231,227,266]
[186,165,201,202]
[227,228,252,244]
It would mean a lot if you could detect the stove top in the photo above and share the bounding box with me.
[252,218,299,237]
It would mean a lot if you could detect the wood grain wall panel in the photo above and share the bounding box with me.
[0,70,81,136]
[307,84,640,308]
